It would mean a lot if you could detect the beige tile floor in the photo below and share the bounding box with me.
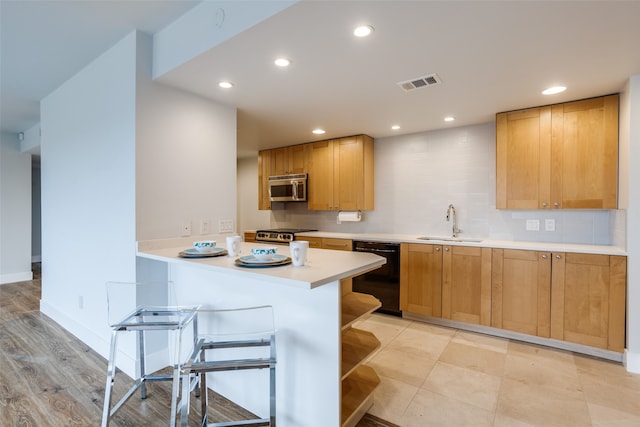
[353,314,640,427]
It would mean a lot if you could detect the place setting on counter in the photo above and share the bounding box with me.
[177,237,310,269]
[234,241,309,268]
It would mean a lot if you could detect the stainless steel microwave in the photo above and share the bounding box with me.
[268,173,307,202]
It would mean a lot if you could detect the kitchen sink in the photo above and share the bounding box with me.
[416,236,483,243]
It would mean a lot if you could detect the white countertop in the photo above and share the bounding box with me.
[137,239,386,290]
[293,231,627,256]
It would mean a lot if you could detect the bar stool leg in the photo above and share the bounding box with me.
[137,329,147,399]
[101,330,118,427]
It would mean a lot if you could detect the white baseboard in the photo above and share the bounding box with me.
[0,271,33,285]
[624,349,640,373]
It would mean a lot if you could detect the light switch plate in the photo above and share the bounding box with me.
[526,219,540,231]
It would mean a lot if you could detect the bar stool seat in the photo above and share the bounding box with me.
[179,305,276,427]
[102,281,199,427]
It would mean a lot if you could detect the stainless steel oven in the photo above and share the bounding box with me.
[255,228,317,245]
[352,241,401,316]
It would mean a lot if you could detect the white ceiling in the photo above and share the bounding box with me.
[2,1,640,159]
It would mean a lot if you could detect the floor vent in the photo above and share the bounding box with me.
[397,73,442,92]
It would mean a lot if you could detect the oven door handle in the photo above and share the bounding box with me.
[355,247,398,254]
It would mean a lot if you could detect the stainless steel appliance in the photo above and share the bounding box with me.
[268,173,307,202]
[255,228,317,244]
[352,241,401,316]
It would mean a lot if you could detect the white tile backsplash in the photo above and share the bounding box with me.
[253,122,622,246]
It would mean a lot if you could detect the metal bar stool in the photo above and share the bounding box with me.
[102,281,199,427]
[179,305,276,427]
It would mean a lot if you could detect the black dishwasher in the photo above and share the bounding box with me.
[352,241,401,316]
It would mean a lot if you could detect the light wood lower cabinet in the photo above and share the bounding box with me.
[550,252,627,352]
[243,232,257,243]
[402,244,627,353]
[442,245,492,326]
[492,249,552,337]
[341,291,381,427]
[400,243,443,317]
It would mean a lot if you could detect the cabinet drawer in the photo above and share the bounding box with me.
[322,238,352,251]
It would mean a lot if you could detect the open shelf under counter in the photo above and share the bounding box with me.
[342,328,381,378]
[342,292,381,329]
[341,365,381,427]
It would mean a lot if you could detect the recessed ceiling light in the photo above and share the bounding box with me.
[391,125,400,130]
[354,25,374,37]
[218,81,233,89]
[312,129,326,135]
[274,58,291,67]
[444,116,455,122]
[542,86,566,95]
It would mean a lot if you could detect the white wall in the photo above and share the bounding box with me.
[0,131,32,284]
[40,32,139,352]
[136,33,237,240]
[39,31,239,365]
[259,122,616,245]
[237,157,270,233]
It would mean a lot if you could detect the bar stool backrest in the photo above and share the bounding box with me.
[195,305,275,342]
[106,281,180,328]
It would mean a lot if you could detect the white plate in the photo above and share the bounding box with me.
[239,254,287,264]
[181,247,226,257]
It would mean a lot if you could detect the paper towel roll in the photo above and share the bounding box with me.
[337,211,362,223]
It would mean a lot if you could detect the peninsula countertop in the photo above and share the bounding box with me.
[137,238,385,290]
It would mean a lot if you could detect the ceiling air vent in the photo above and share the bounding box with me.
[397,73,442,92]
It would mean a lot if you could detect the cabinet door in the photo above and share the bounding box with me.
[550,253,626,352]
[269,147,289,176]
[308,140,335,210]
[496,106,551,209]
[258,150,271,210]
[550,95,618,209]
[442,245,492,326]
[288,144,309,174]
[400,243,442,317]
[491,249,551,337]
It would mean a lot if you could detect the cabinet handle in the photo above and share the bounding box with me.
[435,247,440,252]
[554,202,560,208]
[556,254,561,259]
[542,202,548,208]
[444,247,450,252]
[542,254,548,259]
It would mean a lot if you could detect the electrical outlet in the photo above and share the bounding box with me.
[219,219,234,233]
[545,219,556,231]
[180,221,192,236]
[526,219,540,231]
[201,219,211,235]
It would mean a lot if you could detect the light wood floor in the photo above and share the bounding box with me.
[0,273,395,427]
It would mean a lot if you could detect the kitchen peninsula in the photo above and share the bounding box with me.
[136,238,386,427]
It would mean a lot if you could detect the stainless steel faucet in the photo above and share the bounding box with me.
[446,204,462,238]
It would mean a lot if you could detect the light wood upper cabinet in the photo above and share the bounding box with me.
[492,249,551,337]
[550,252,627,352]
[497,94,619,209]
[308,135,374,211]
[258,149,271,210]
[442,245,492,326]
[269,144,309,175]
[400,243,443,317]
